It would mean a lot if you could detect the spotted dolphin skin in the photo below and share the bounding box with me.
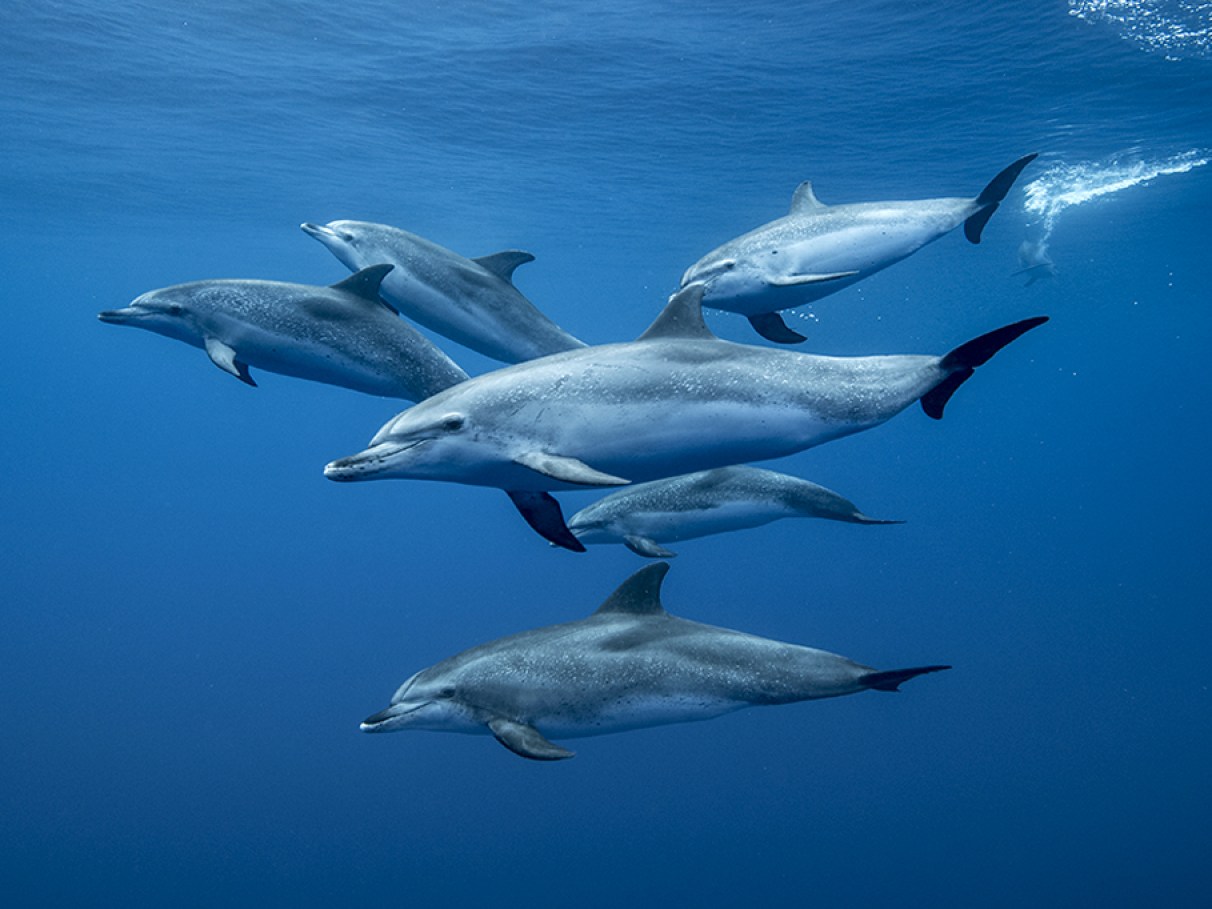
[681,154,1038,343]
[325,284,1046,550]
[568,465,901,557]
[98,265,469,401]
[361,562,949,760]
[301,219,586,363]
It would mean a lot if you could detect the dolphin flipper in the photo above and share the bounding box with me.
[487,717,575,761]
[204,337,256,387]
[506,490,586,552]
[859,665,951,692]
[513,451,630,486]
[964,153,1038,244]
[748,312,806,344]
[623,535,678,559]
[920,316,1048,419]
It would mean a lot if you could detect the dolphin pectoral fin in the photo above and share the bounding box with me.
[747,312,806,344]
[765,270,858,287]
[506,490,586,552]
[204,337,256,387]
[624,535,678,558]
[921,315,1048,419]
[513,451,629,487]
[965,153,1038,244]
[859,665,951,692]
[487,717,574,761]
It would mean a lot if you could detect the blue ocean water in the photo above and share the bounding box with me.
[2,0,1210,905]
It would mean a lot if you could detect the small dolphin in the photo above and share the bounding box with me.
[99,265,469,400]
[361,562,949,760]
[1013,239,1058,287]
[301,220,586,363]
[568,466,900,557]
[681,154,1038,343]
[325,284,1047,551]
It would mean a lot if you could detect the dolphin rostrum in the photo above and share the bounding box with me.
[361,562,949,760]
[98,265,469,400]
[568,465,901,557]
[325,283,1046,551]
[681,154,1038,343]
[301,220,586,363]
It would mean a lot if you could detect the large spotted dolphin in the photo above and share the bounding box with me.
[360,562,949,760]
[681,154,1038,343]
[98,265,468,400]
[325,284,1046,550]
[567,465,900,557]
[301,220,586,363]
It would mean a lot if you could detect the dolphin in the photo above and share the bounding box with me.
[681,154,1039,343]
[325,284,1047,551]
[1013,239,1058,287]
[98,265,469,400]
[361,562,949,760]
[300,220,586,363]
[567,465,901,557]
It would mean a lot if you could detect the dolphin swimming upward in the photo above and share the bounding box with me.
[325,284,1047,551]
[301,220,586,364]
[361,562,949,760]
[99,265,468,401]
[681,154,1038,343]
[568,465,900,557]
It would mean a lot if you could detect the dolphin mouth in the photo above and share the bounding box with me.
[324,439,427,481]
[300,222,334,240]
[97,307,141,324]
[360,702,424,732]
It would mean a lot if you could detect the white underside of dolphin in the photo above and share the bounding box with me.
[360,562,950,760]
[325,282,1047,551]
[681,154,1038,343]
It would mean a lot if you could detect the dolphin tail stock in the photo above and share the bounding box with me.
[506,490,586,552]
[859,664,951,692]
[920,315,1049,420]
[964,153,1039,244]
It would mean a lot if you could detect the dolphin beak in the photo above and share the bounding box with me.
[301,222,340,243]
[324,440,423,482]
[97,307,139,324]
[360,702,422,733]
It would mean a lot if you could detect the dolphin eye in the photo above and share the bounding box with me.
[166,303,184,315]
[441,414,465,432]
[438,686,456,699]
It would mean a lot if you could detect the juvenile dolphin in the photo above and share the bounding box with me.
[301,220,586,363]
[325,284,1047,550]
[681,154,1038,343]
[98,265,469,400]
[361,562,949,760]
[1013,239,1058,287]
[568,465,900,557]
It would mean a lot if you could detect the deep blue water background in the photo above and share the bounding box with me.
[3,1,1210,906]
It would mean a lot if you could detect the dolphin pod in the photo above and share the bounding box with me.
[361,562,949,760]
[98,265,468,401]
[567,465,901,557]
[326,283,1046,551]
[681,154,1038,343]
[101,154,1045,759]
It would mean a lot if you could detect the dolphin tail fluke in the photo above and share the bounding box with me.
[748,312,807,344]
[964,153,1039,244]
[860,664,950,692]
[506,490,586,552]
[920,316,1048,420]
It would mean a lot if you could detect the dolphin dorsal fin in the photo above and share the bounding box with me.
[790,180,827,214]
[473,250,535,284]
[637,285,716,342]
[330,264,399,314]
[593,563,671,616]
